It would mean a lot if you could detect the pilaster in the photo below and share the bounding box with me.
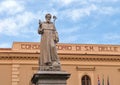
[12,64,20,85]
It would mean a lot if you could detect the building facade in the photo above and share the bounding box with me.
[0,42,120,85]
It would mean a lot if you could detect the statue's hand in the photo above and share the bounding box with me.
[39,19,42,25]
[54,31,59,43]
[55,38,59,43]
[38,28,44,34]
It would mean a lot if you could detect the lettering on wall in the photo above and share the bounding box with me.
[57,45,72,51]
[20,43,120,52]
[21,44,40,50]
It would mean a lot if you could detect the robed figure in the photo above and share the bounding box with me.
[38,13,61,71]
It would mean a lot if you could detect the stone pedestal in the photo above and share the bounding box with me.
[31,71,70,85]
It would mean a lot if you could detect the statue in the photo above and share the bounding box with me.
[38,13,61,71]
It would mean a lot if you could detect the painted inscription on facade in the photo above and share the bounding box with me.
[21,44,40,49]
[20,43,120,52]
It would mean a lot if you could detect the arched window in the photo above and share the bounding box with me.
[81,75,91,85]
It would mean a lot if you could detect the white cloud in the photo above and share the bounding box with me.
[0,0,24,15]
[52,0,74,5]
[15,12,36,27]
[50,0,120,22]
[0,7,58,37]
[0,11,37,36]
[0,18,18,35]
[59,0,74,5]
[0,0,39,36]
[61,4,97,21]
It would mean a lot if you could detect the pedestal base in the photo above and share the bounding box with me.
[31,71,70,85]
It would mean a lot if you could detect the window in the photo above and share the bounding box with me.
[81,75,91,85]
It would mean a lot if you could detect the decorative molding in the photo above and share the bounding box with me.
[0,54,120,62]
[0,56,38,60]
[76,66,95,71]
[60,54,120,62]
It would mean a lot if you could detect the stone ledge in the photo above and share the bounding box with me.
[31,71,70,85]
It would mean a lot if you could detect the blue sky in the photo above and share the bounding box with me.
[0,0,120,48]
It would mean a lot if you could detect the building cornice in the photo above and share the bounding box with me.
[0,53,120,62]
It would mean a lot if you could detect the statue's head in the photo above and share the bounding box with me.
[45,13,51,23]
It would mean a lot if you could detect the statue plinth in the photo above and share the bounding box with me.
[31,71,70,85]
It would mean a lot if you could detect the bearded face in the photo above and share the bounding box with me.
[45,14,51,23]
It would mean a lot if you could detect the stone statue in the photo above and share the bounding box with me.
[38,13,61,71]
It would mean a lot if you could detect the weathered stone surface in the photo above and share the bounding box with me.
[31,71,70,85]
[38,13,61,71]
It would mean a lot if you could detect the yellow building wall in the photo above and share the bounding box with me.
[0,63,120,85]
[0,65,11,85]
[0,42,120,85]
